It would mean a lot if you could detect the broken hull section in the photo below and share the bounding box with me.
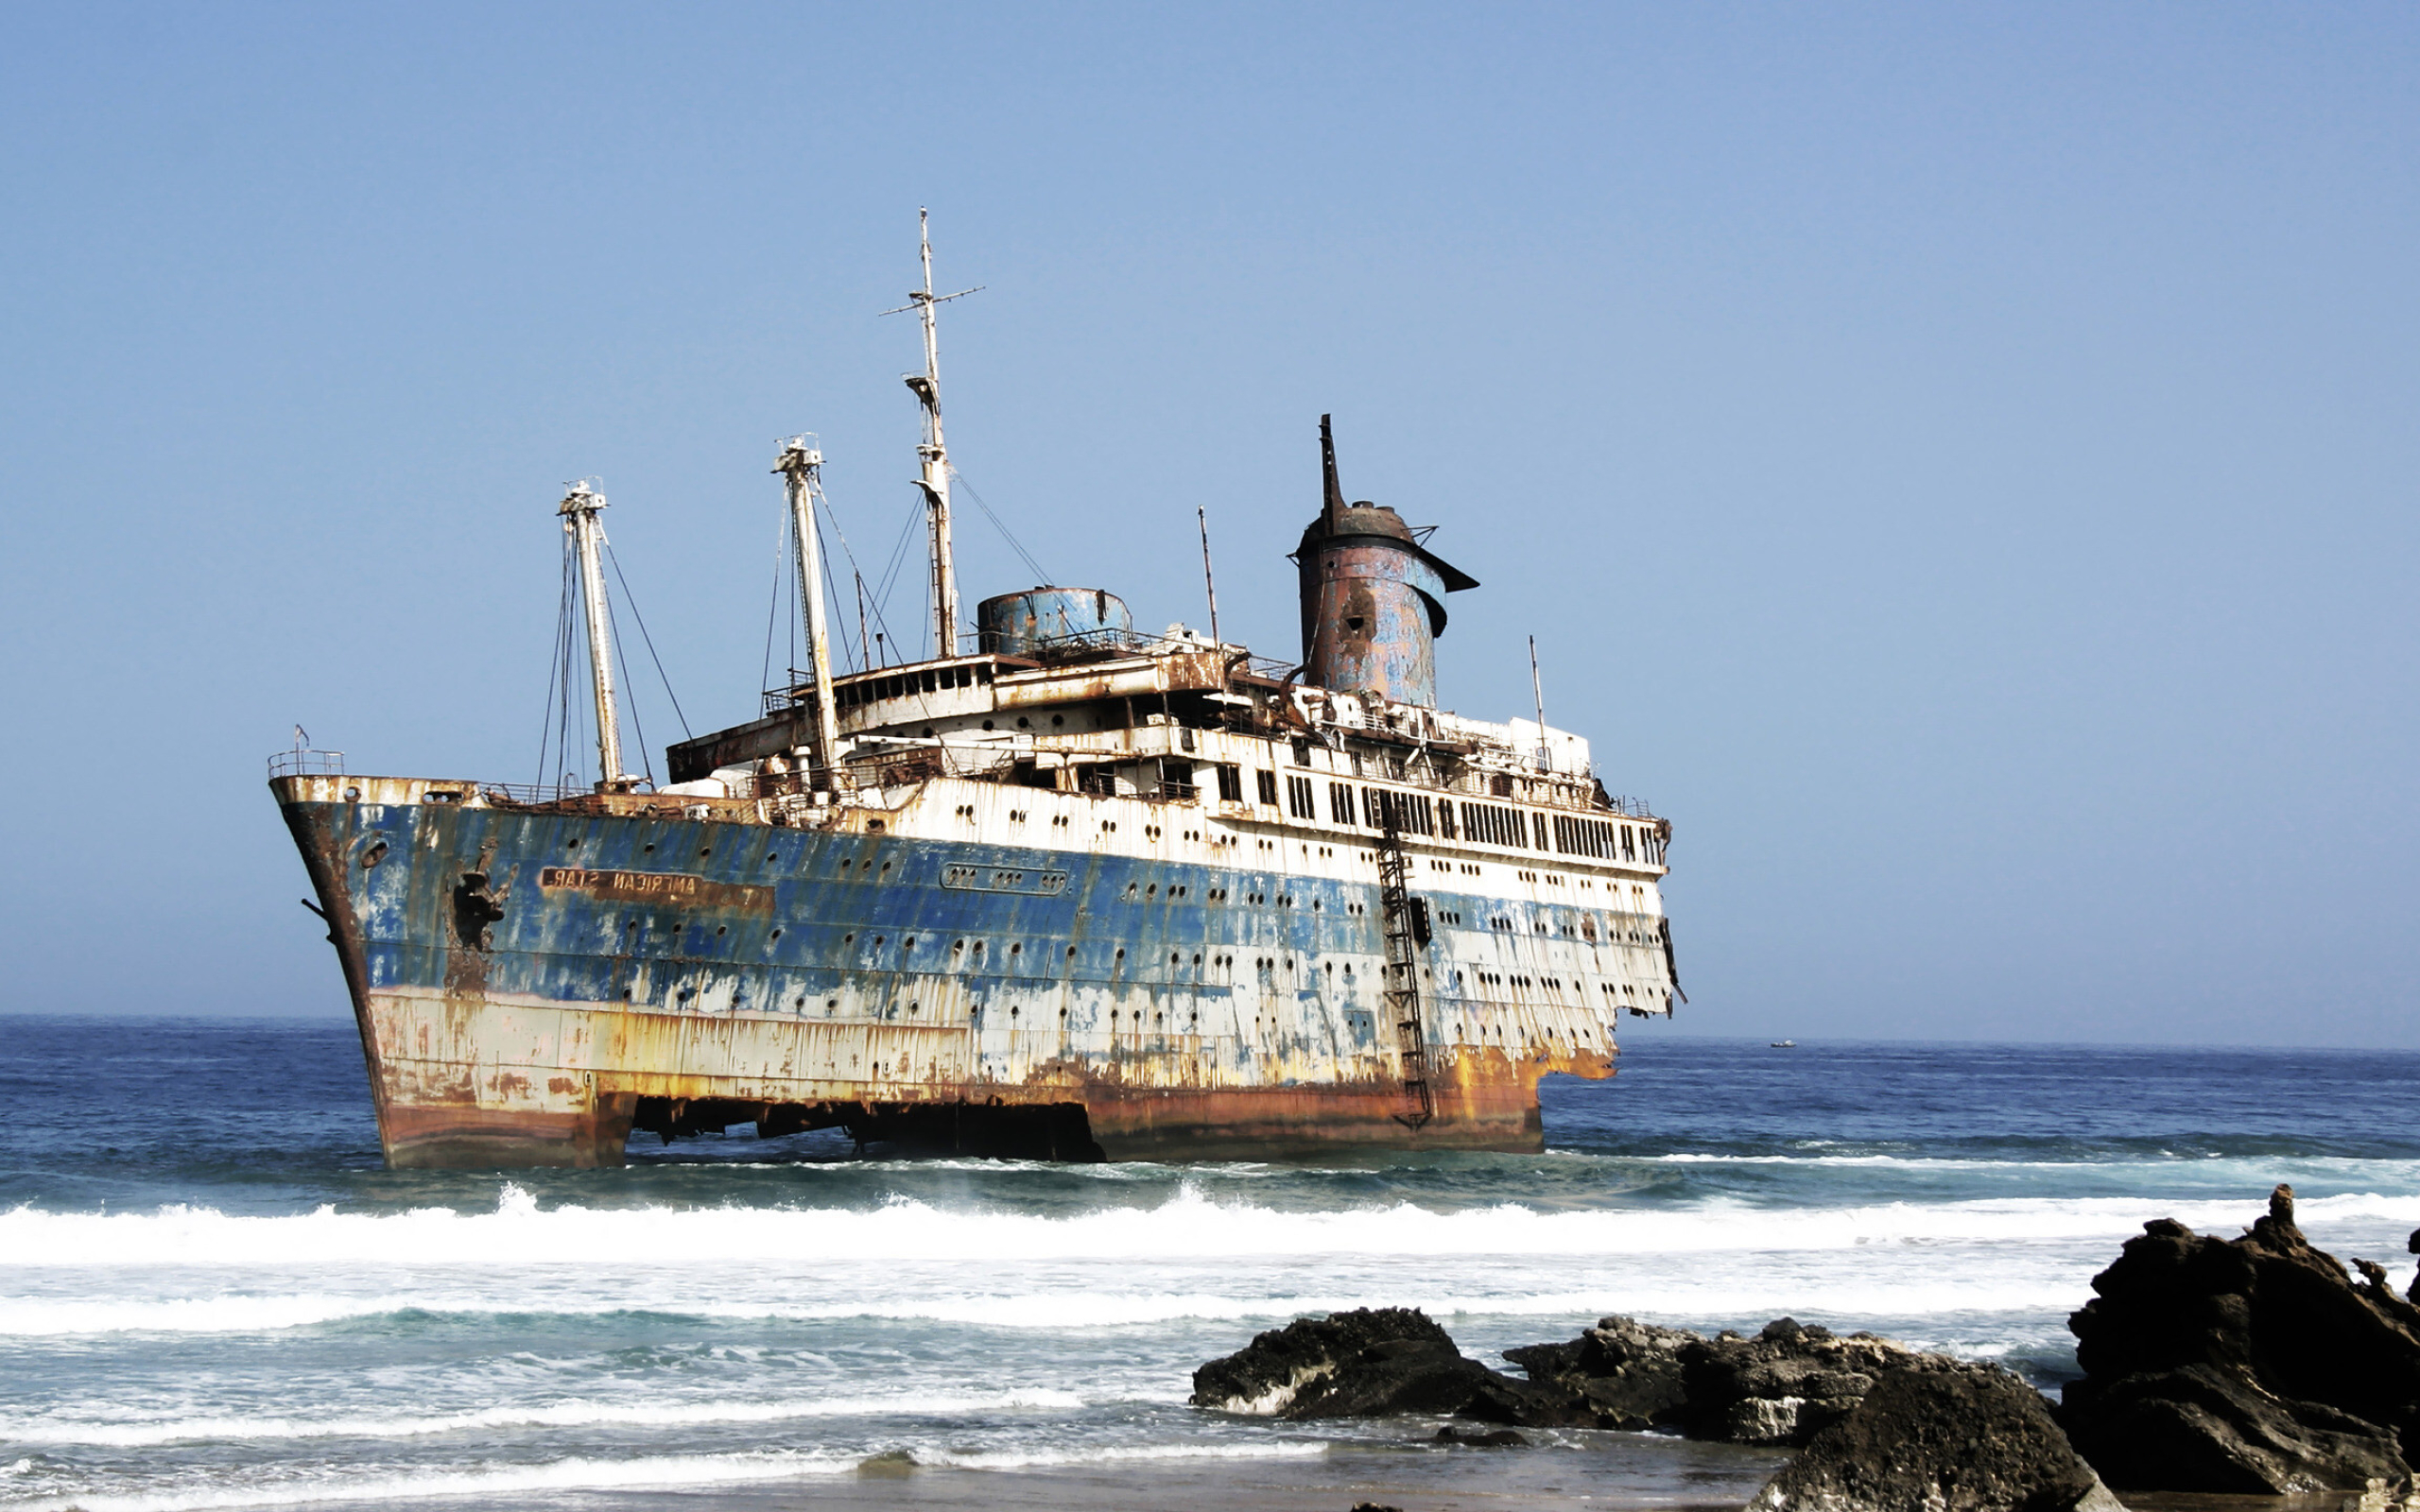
[279,775,1631,1169]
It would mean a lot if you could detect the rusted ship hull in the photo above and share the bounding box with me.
[280,773,1624,1169]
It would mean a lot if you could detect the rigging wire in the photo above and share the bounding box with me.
[817,512,856,672]
[536,539,576,792]
[948,467,1052,585]
[605,543,691,742]
[869,491,922,618]
[792,468,904,672]
[558,535,584,793]
[759,503,788,699]
[604,590,656,786]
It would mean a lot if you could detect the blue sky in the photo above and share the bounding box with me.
[3,4,2414,1045]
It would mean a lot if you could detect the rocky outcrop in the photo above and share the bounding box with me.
[2058,1185,2420,1494]
[1502,1314,1696,1430]
[1747,1361,2123,1512]
[1507,1314,1940,1445]
[1679,1317,1934,1446]
[1187,1307,1585,1425]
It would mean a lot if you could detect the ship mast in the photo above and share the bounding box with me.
[774,437,844,787]
[558,481,629,791]
[886,209,981,659]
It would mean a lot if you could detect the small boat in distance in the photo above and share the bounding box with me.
[1772,1040,1796,1048]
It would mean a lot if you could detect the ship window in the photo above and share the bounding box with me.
[1329,781,1355,825]
[1291,737,1312,766]
[1256,769,1278,805]
[1286,773,1317,820]
[1217,765,1244,802]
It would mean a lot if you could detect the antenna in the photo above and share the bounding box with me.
[880,209,983,659]
[1197,502,1221,646]
[855,571,872,673]
[1529,634,1550,774]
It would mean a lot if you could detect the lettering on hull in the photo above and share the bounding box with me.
[940,863,1070,896]
[537,868,773,913]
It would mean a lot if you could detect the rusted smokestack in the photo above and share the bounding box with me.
[1292,415,1478,709]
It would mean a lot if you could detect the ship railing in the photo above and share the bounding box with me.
[846,742,1021,786]
[268,748,346,779]
[476,780,606,805]
[976,627,1296,680]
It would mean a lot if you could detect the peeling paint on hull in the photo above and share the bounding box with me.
[279,773,1649,1170]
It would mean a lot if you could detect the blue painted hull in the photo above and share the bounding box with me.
[277,773,1634,1167]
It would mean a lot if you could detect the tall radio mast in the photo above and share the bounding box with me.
[884,210,982,659]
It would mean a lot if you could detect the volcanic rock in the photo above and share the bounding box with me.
[1746,1360,2123,1512]
[1678,1317,1937,1446]
[1433,1425,1528,1446]
[2058,1185,2420,1493]
[1507,1314,1939,1444]
[1188,1307,1585,1425]
[1503,1314,1697,1430]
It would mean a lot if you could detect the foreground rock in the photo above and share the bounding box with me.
[1187,1307,1584,1424]
[1194,1307,1944,1444]
[1748,1361,2122,1512]
[2058,1184,2420,1493]
[1508,1314,1944,1444]
[1502,1314,1696,1430]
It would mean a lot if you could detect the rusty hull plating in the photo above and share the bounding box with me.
[278,769,1640,1168]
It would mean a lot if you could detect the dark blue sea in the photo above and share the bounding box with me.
[3,1017,2415,1512]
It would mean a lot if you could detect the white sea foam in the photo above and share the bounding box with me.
[1640,1152,2420,1176]
[13,1388,1087,1449]
[0,1440,1327,1512]
[2,1187,2413,1338]
[4,1184,2412,1269]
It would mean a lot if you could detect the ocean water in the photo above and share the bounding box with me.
[3,1017,2416,1512]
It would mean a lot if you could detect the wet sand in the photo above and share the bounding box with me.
[594,1435,1792,1512]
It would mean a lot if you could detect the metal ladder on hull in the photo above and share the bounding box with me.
[1374,804,1435,1130]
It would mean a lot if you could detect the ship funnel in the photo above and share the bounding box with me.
[1291,415,1478,709]
[977,587,1134,659]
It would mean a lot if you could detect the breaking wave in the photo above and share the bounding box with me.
[12,1389,1088,1449]
[6,1183,2414,1272]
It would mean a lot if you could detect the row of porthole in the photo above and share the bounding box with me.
[1448,1022,1608,1043]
